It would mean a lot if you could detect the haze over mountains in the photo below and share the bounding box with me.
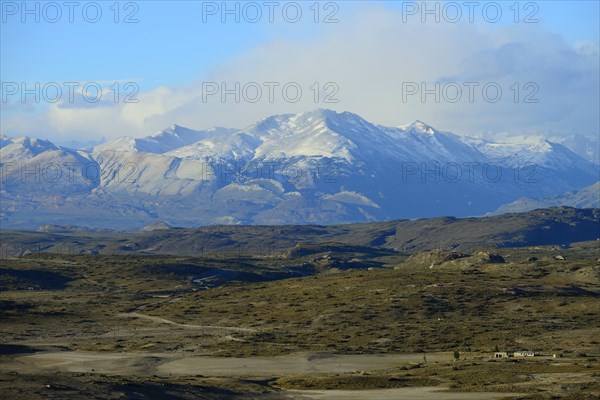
[1,109,598,229]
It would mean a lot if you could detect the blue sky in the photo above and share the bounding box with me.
[2,1,598,87]
[1,1,599,141]
[2,1,342,88]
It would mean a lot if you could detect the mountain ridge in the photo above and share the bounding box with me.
[1,109,598,229]
[1,207,597,257]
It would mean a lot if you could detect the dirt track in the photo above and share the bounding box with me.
[118,312,258,332]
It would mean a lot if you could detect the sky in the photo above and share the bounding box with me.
[1,0,599,144]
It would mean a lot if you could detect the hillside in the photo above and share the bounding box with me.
[1,207,598,259]
[495,181,600,214]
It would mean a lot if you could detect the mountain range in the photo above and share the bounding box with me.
[1,109,598,229]
[494,181,600,214]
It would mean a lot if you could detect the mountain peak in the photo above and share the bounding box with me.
[151,124,185,137]
[395,120,440,135]
[12,136,59,150]
[404,120,438,134]
[290,108,339,124]
[302,108,337,117]
[530,139,555,153]
[295,109,375,129]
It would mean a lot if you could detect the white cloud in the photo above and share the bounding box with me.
[2,5,598,141]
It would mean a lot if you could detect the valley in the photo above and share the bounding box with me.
[1,208,599,399]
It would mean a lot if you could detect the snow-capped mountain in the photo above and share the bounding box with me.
[499,139,599,194]
[494,181,600,214]
[165,131,261,161]
[384,120,488,163]
[503,139,593,169]
[466,137,532,159]
[467,133,600,166]
[0,135,99,197]
[0,136,61,162]
[551,134,599,165]
[1,110,598,229]
[94,125,236,154]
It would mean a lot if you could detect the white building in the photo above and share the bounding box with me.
[513,350,535,357]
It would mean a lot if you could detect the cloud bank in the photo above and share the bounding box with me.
[2,4,598,141]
